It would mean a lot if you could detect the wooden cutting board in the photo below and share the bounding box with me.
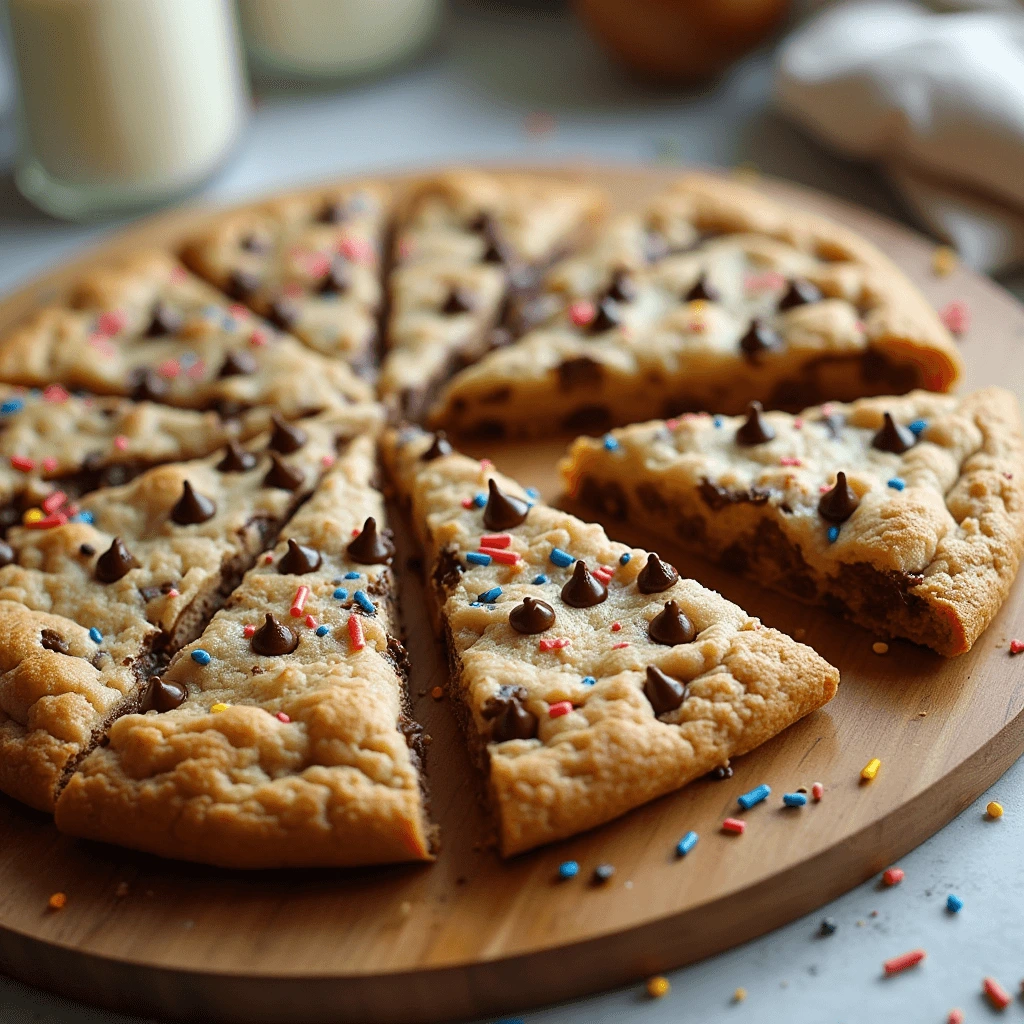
[0,165,1022,1024]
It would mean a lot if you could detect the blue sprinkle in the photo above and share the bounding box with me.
[0,399,24,415]
[472,492,487,508]
[466,551,492,566]
[713,415,723,428]
[191,649,211,666]
[72,511,95,524]
[470,602,482,608]
[550,547,574,568]
[602,434,620,452]
[333,588,348,600]
[737,783,771,810]
[179,352,198,369]
[619,552,631,565]
[557,860,579,880]
[581,676,596,686]
[88,627,103,644]
[827,525,840,544]
[202,305,221,321]
[532,574,548,585]
[353,590,375,614]
[676,830,699,856]
[909,419,927,435]
[315,625,330,637]
[478,586,502,603]
[887,478,906,491]
[946,893,964,913]
[344,571,361,580]
[783,792,807,807]
[525,487,540,500]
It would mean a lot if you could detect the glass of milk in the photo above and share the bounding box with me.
[6,0,249,220]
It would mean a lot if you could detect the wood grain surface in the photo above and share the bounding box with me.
[0,165,1022,1024]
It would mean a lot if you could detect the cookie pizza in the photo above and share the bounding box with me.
[380,170,607,419]
[56,433,435,868]
[182,182,389,374]
[383,427,839,856]
[562,388,1024,656]
[0,406,372,812]
[428,173,963,439]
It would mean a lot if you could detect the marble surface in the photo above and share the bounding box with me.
[0,2,1022,1021]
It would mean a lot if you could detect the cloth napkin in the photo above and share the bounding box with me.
[775,0,1024,272]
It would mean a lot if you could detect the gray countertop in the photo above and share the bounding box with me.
[0,3,1022,1022]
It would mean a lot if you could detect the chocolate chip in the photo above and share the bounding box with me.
[268,297,300,331]
[735,401,776,446]
[40,629,69,655]
[590,298,621,333]
[217,442,257,473]
[227,269,261,300]
[78,543,95,558]
[141,676,187,713]
[268,414,307,453]
[421,432,453,461]
[872,412,916,454]
[318,258,351,296]
[145,301,183,337]
[558,356,603,389]
[347,516,394,564]
[95,537,138,583]
[241,233,269,253]
[508,596,556,634]
[818,471,859,523]
[560,560,607,608]
[251,612,299,655]
[0,540,14,567]
[739,319,782,359]
[481,684,538,743]
[278,538,322,574]
[644,665,689,715]
[483,479,529,530]
[171,480,216,525]
[474,215,509,265]
[130,367,169,402]
[218,350,257,378]
[606,268,637,303]
[316,198,348,224]
[442,287,475,315]
[685,274,719,302]
[778,278,822,311]
[648,600,696,646]
[637,553,679,594]
[263,454,305,491]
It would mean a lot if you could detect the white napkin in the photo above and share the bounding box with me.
[776,0,1024,272]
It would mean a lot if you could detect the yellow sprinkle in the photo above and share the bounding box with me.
[48,892,67,910]
[733,987,747,1002]
[932,245,958,277]
[210,703,229,713]
[987,801,1004,819]
[872,642,889,655]
[23,508,44,524]
[861,758,881,781]
[646,976,670,999]
[689,299,709,314]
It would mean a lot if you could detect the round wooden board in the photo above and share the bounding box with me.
[1,165,1023,1024]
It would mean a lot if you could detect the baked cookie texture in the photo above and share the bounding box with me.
[380,170,607,419]
[0,251,372,429]
[383,426,839,856]
[562,388,1024,656]
[182,182,389,374]
[429,173,963,439]
[0,407,373,812]
[56,434,435,868]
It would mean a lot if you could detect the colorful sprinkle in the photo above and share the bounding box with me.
[41,491,66,515]
[333,588,349,600]
[477,587,502,603]
[0,399,24,415]
[783,792,807,807]
[211,703,229,713]
[593,863,615,883]
[47,892,67,911]
[558,860,579,880]
[290,586,309,617]
[430,686,444,699]
[610,621,621,632]
[348,615,365,651]
[466,551,492,566]
[987,801,1004,818]
[619,552,631,565]
[646,976,670,999]
[539,637,570,652]
[909,419,927,435]
[532,574,548,585]
[581,676,596,686]
[602,434,620,452]
[946,894,964,913]
[88,627,102,644]
[827,525,840,543]
[883,948,925,975]
[947,1010,964,1024]
[882,867,905,886]
[243,624,256,638]
[861,758,881,781]
[276,712,290,723]
[353,590,375,614]
[611,642,630,650]
[481,533,511,548]
[344,571,361,580]
[10,455,35,472]
[550,547,574,568]
[479,547,520,565]
[72,510,94,524]
[983,976,1011,1009]
[932,245,958,276]
[304,614,317,629]
[940,299,970,335]
[1010,640,1024,655]
[722,817,746,834]
[779,456,802,467]
[525,487,540,500]
[812,782,824,801]
[472,492,487,508]
[190,649,211,666]
[737,783,771,810]
[548,700,573,718]
[676,830,699,856]
[887,478,905,491]
[568,300,595,327]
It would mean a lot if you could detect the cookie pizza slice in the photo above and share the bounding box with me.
[562,388,1024,656]
[383,427,838,856]
[380,170,606,419]
[430,173,963,439]
[0,251,372,430]
[56,433,435,868]
[182,182,389,374]
[0,406,374,812]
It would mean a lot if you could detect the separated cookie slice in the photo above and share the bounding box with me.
[0,407,374,812]
[57,433,436,869]
[0,252,372,428]
[380,170,607,419]
[430,173,963,439]
[562,388,1024,656]
[182,182,389,374]
[383,427,838,856]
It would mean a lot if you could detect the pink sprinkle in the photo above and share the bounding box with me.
[1009,639,1024,655]
[41,457,58,474]
[339,237,373,264]
[688,318,707,334]
[722,818,746,834]
[882,867,904,886]
[948,1010,964,1024]
[41,491,66,515]
[157,359,180,379]
[793,418,804,430]
[779,456,802,467]
[819,483,831,494]
[170,266,188,283]
[812,782,824,801]
[88,335,116,358]
[249,329,269,347]
[481,533,511,548]
[479,458,493,470]
[263,553,274,564]
[479,547,519,565]
[348,614,365,652]
[665,419,679,430]
[539,637,570,652]
[940,299,970,335]
[276,711,291,723]
[186,360,206,380]
[611,622,621,632]
[1004,472,1014,480]
[290,586,309,617]
[96,310,125,336]
[593,569,613,584]
[304,614,317,629]
[548,700,573,718]
[461,497,475,509]
[43,384,69,404]
[166,589,179,598]
[321,454,335,468]
[611,642,630,650]
[306,252,330,278]
[568,300,596,327]
[10,455,34,472]
[243,624,256,638]
[983,977,1011,1010]
[228,303,249,320]
[113,435,129,451]
[351,527,360,537]
[744,270,786,292]
[398,238,414,261]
